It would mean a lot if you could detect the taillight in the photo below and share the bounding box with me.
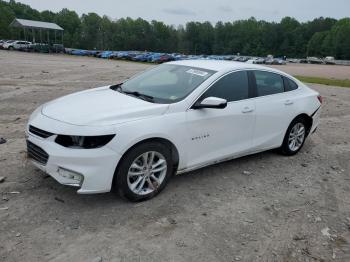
[317,95,323,104]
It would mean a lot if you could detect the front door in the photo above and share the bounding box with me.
[185,70,256,169]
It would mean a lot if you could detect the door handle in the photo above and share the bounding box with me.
[242,107,254,113]
[284,100,294,105]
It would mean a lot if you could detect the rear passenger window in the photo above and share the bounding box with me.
[254,71,284,96]
[201,71,249,102]
[285,78,298,92]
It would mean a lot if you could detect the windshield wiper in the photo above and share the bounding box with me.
[123,90,154,102]
[111,83,154,102]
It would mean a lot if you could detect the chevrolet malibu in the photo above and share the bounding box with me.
[26,60,322,201]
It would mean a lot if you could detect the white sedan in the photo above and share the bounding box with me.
[3,40,31,50]
[26,60,322,201]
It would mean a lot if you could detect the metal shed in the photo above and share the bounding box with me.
[10,18,64,45]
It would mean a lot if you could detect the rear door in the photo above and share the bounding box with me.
[251,70,298,150]
[185,70,256,168]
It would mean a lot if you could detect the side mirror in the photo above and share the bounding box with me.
[193,97,227,109]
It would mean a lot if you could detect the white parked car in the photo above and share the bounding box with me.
[3,40,31,50]
[26,61,322,201]
[246,58,265,64]
[0,39,7,48]
[1,40,14,49]
[246,58,257,64]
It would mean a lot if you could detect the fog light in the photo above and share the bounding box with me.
[58,167,83,183]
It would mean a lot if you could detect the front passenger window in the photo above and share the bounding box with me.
[254,71,284,96]
[200,71,249,102]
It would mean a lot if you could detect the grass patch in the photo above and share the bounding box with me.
[294,75,350,88]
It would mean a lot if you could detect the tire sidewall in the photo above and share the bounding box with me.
[115,142,173,201]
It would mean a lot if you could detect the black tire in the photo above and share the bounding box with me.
[280,117,308,156]
[115,142,173,201]
[8,46,14,51]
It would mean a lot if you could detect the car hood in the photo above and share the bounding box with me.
[41,86,169,126]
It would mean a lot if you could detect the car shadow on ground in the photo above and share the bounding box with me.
[26,148,284,209]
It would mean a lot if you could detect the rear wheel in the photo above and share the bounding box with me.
[280,118,307,155]
[8,46,14,51]
[115,142,173,201]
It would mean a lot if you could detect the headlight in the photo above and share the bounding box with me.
[55,135,115,149]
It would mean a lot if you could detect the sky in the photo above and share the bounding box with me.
[13,0,350,25]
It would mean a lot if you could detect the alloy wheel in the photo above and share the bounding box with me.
[288,123,305,152]
[127,151,167,195]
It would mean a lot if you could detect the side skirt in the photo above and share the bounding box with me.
[176,146,278,175]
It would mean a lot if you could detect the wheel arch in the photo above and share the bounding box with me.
[279,113,313,155]
[112,137,180,190]
[292,113,313,135]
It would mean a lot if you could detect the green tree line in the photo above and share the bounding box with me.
[1,0,350,59]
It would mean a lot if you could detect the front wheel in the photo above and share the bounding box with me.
[280,118,307,155]
[115,142,173,201]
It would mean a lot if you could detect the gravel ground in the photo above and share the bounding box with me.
[268,63,350,80]
[0,51,349,262]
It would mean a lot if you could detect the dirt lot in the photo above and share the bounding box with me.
[0,51,350,262]
[268,63,350,80]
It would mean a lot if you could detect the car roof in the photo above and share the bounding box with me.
[168,59,287,75]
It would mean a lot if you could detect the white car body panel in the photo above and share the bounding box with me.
[26,60,321,194]
[42,86,169,126]
[185,99,255,168]
[27,132,120,194]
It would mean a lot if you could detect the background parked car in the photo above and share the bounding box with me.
[132,53,152,62]
[288,58,300,63]
[324,56,335,65]
[264,57,274,65]
[3,40,31,50]
[28,43,50,53]
[246,58,265,64]
[1,40,15,49]
[98,51,113,58]
[265,58,286,65]
[246,58,257,64]
[274,58,287,65]
[307,57,324,64]
[254,58,266,64]
[0,39,8,49]
[16,41,32,51]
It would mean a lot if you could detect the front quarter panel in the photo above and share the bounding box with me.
[107,112,189,170]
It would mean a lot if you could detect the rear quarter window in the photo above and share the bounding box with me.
[285,78,299,92]
[254,71,284,96]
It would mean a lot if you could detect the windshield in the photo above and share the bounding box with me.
[120,64,216,104]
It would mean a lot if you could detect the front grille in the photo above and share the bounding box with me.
[29,125,54,138]
[27,140,49,165]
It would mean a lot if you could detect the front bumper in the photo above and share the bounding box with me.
[26,131,121,194]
